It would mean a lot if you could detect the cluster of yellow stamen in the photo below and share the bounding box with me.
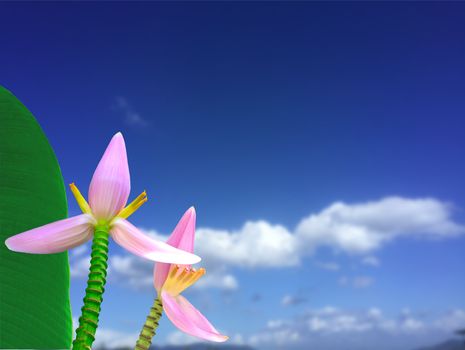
[162,265,206,296]
[69,183,148,221]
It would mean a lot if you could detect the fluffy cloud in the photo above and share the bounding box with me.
[70,196,464,291]
[295,197,464,254]
[109,254,153,290]
[361,256,380,267]
[316,261,341,271]
[249,307,465,350]
[93,328,139,349]
[282,295,308,307]
[165,330,244,347]
[70,253,238,292]
[338,276,374,288]
[195,269,239,290]
[148,196,464,269]
[146,220,299,268]
[70,256,90,278]
[71,318,138,349]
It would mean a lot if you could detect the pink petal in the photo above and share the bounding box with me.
[166,206,196,253]
[111,218,201,264]
[154,207,196,291]
[5,214,94,254]
[162,291,228,342]
[88,132,131,221]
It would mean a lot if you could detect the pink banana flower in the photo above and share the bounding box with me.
[135,207,227,350]
[5,132,201,349]
[5,132,200,265]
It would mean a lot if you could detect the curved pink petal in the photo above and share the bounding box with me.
[88,132,130,221]
[111,218,201,264]
[154,207,196,291]
[166,206,196,252]
[5,214,94,254]
[162,291,228,342]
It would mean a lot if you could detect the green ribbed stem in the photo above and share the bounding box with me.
[134,298,163,350]
[72,227,110,350]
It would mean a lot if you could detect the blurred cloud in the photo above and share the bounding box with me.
[249,307,465,350]
[113,96,148,127]
[72,307,465,350]
[93,328,139,349]
[73,316,138,350]
[282,294,308,307]
[70,244,89,258]
[195,269,239,290]
[316,261,341,271]
[338,276,374,289]
[166,329,244,347]
[69,196,464,293]
[352,276,374,289]
[154,196,464,269]
[71,253,238,292]
[361,256,380,267]
[296,197,464,255]
[73,304,465,350]
[109,254,153,290]
[70,255,90,278]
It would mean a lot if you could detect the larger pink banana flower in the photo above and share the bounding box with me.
[5,132,200,350]
[5,132,200,265]
[135,207,227,350]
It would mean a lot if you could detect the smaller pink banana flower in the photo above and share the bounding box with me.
[5,132,200,265]
[135,207,227,350]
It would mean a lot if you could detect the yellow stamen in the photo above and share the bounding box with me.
[116,191,148,219]
[162,265,206,296]
[70,183,92,214]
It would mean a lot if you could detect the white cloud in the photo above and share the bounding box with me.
[108,254,153,290]
[195,270,239,290]
[93,328,139,349]
[249,307,465,349]
[148,196,463,270]
[361,256,380,267]
[113,96,148,126]
[434,309,465,332]
[70,244,89,258]
[166,330,244,347]
[70,256,90,278]
[250,327,300,347]
[193,221,299,268]
[73,318,138,350]
[165,330,200,346]
[144,223,298,270]
[316,261,341,271]
[70,252,238,292]
[296,197,464,255]
[282,295,308,307]
[353,276,374,288]
[339,276,374,288]
[70,196,464,294]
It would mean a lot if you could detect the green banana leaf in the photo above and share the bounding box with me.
[0,86,72,348]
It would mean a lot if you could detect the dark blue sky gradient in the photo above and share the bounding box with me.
[1,3,464,231]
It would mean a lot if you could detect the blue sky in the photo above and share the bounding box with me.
[1,2,465,349]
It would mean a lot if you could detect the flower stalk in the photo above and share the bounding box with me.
[72,225,110,350]
[134,298,163,350]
